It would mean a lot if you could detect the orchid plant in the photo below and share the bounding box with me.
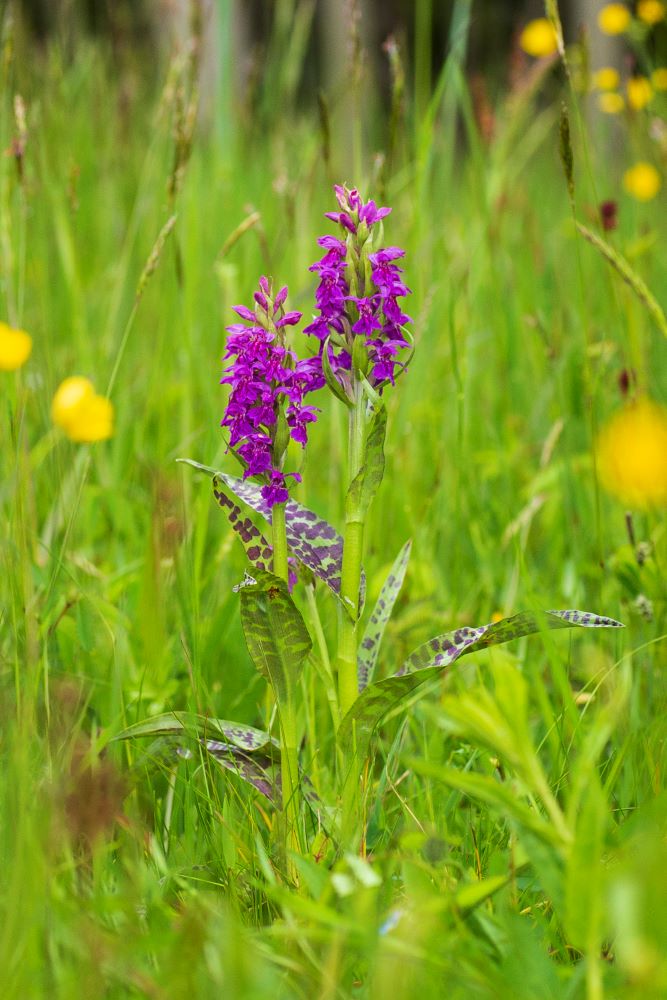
[119,185,622,877]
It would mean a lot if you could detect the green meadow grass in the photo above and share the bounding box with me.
[1,6,666,998]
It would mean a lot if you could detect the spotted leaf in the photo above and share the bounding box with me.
[115,712,277,752]
[239,570,312,701]
[358,539,412,692]
[213,476,274,570]
[201,741,281,803]
[339,609,623,768]
[178,459,365,613]
[201,742,333,828]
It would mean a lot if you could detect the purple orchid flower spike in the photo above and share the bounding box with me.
[304,184,412,398]
[221,277,324,508]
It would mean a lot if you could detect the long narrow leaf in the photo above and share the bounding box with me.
[345,404,387,520]
[115,712,277,752]
[118,719,326,816]
[339,609,623,766]
[358,539,412,691]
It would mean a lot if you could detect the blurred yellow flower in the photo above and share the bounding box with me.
[597,398,667,508]
[598,92,625,113]
[637,0,665,24]
[51,376,114,442]
[623,162,662,200]
[652,67,667,90]
[627,76,654,109]
[598,3,631,33]
[0,321,32,371]
[519,18,558,57]
[593,67,620,90]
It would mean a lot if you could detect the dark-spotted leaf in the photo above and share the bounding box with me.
[345,404,387,521]
[339,609,623,766]
[239,570,312,701]
[115,712,277,752]
[358,539,412,692]
[129,736,186,778]
[203,742,333,829]
[213,475,274,570]
[202,740,281,803]
[398,609,623,675]
[179,459,364,608]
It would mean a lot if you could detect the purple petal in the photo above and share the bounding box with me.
[275,310,302,328]
[233,304,256,321]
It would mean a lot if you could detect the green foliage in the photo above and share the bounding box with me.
[1,3,666,996]
[358,539,412,691]
[345,402,387,521]
[238,570,312,702]
[115,712,276,751]
[340,609,622,771]
[577,223,667,339]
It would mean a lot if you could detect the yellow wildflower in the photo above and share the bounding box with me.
[0,321,32,371]
[652,67,667,90]
[598,3,631,33]
[593,67,620,90]
[627,76,654,110]
[623,162,661,200]
[596,399,667,508]
[598,92,625,113]
[637,0,665,24]
[519,18,559,58]
[51,376,114,442]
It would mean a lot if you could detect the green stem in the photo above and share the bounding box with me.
[271,501,289,582]
[528,758,573,852]
[338,522,364,717]
[337,384,367,720]
[279,688,301,877]
[271,498,300,880]
[336,384,369,850]
[305,583,339,732]
[585,951,603,1000]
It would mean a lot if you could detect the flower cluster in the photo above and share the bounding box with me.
[221,277,323,506]
[304,185,412,393]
